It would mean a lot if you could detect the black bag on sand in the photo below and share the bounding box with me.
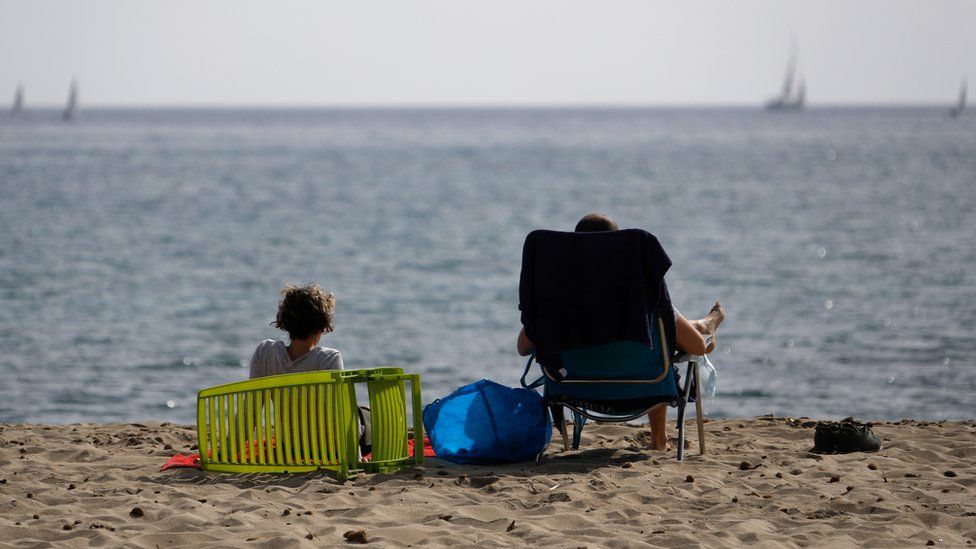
[812,418,882,454]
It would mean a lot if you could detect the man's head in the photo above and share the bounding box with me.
[574,212,619,233]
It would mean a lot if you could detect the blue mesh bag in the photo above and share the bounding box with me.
[422,379,552,464]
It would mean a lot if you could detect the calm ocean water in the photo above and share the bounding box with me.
[1,107,974,424]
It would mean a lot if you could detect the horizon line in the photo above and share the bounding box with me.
[3,101,963,110]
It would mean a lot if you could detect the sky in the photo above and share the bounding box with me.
[1,0,974,107]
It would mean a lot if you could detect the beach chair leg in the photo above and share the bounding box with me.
[551,405,570,451]
[676,402,686,462]
[693,362,706,455]
[571,412,585,450]
[676,362,695,462]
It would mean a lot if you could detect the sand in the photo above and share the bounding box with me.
[1,418,974,548]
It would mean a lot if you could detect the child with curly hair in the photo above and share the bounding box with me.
[249,283,343,378]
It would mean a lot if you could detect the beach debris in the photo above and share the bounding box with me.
[455,474,468,486]
[343,529,369,544]
[305,532,314,540]
[685,475,695,483]
[281,509,290,516]
[507,520,516,532]
[129,507,145,518]
[868,463,878,470]
[739,461,756,471]
[62,524,73,531]
[469,476,500,489]
[944,470,957,478]
[67,484,75,490]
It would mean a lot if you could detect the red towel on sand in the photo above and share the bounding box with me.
[160,453,201,471]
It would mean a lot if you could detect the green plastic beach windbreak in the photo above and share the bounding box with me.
[196,368,423,480]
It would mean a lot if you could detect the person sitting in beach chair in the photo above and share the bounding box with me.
[517,213,724,454]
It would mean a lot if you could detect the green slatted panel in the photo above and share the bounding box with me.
[290,387,302,464]
[197,397,209,465]
[245,392,255,464]
[217,396,227,462]
[196,368,422,477]
[308,385,321,464]
[263,389,273,464]
[226,395,236,464]
[273,388,284,464]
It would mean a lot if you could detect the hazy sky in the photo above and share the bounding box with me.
[1,0,973,106]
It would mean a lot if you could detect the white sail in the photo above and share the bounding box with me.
[766,38,805,111]
[951,79,967,118]
[12,84,24,113]
[62,79,78,121]
[780,49,796,99]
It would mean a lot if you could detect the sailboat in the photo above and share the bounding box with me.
[62,79,78,122]
[766,41,805,111]
[950,79,967,118]
[11,83,24,114]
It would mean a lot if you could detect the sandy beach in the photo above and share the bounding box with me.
[1,418,974,548]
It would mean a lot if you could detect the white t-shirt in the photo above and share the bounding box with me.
[248,339,343,379]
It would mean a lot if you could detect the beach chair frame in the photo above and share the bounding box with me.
[521,318,706,461]
[196,368,423,479]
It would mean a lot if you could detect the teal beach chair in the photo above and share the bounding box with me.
[521,318,707,461]
[517,228,707,461]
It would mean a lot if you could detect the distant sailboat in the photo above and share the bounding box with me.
[62,79,78,122]
[766,40,805,111]
[11,83,24,114]
[950,79,967,118]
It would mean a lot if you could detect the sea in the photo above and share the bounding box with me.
[1,107,974,424]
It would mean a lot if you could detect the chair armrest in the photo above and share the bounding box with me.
[673,335,712,363]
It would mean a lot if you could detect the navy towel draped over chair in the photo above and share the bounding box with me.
[518,228,677,369]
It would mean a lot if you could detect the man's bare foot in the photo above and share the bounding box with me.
[651,431,669,451]
[690,301,725,353]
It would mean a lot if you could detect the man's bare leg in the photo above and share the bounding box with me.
[648,406,669,451]
[687,301,725,354]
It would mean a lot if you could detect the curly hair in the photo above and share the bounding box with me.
[272,283,335,340]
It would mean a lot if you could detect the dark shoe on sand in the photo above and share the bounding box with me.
[811,418,882,454]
